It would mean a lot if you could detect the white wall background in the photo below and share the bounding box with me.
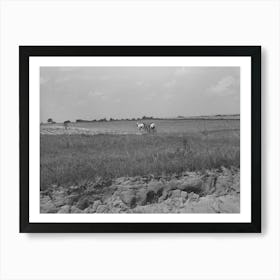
[0,0,279,279]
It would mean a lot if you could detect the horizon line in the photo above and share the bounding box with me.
[41,113,240,123]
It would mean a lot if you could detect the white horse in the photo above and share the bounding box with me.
[150,122,156,133]
[136,122,145,131]
[137,122,156,133]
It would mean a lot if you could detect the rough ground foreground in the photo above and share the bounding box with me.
[40,167,240,214]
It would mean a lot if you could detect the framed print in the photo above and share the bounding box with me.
[19,46,261,233]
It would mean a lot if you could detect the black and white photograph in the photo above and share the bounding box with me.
[40,66,241,214]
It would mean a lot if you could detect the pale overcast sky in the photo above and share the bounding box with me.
[40,66,240,122]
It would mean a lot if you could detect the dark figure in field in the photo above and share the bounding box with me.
[143,123,150,133]
[64,120,71,130]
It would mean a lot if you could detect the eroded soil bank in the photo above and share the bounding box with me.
[40,167,240,214]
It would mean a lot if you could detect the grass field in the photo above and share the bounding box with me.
[40,119,240,190]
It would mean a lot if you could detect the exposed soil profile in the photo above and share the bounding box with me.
[40,167,240,214]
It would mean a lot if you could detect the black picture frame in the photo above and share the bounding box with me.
[20,46,261,233]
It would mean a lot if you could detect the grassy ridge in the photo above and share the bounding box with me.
[40,132,239,190]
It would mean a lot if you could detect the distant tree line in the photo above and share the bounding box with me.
[75,116,155,123]
[43,114,239,125]
[45,116,157,124]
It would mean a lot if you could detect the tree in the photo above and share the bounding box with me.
[47,118,53,123]
[142,116,153,120]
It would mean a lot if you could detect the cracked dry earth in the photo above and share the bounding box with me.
[40,167,240,214]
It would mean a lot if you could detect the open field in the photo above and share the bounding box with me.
[40,119,240,213]
[41,118,240,135]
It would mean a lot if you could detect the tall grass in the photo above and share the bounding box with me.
[40,132,239,190]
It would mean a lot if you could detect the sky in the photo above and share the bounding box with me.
[40,66,240,122]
